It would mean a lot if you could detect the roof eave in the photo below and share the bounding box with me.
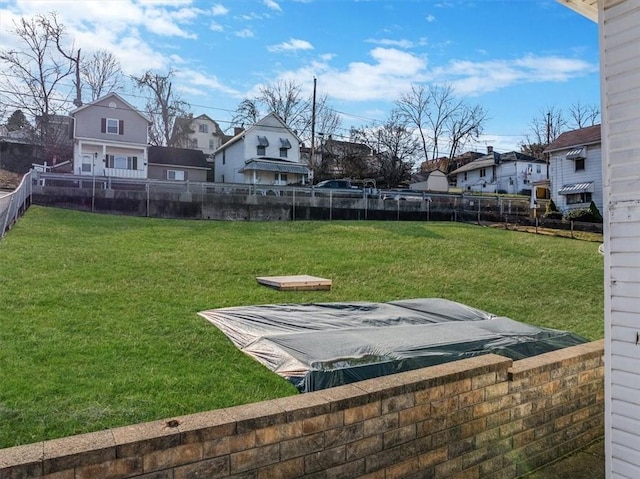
[557,0,598,22]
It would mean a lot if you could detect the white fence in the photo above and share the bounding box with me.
[0,171,32,239]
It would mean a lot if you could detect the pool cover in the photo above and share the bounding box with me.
[198,298,587,393]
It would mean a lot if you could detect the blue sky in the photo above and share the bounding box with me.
[0,0,599,153]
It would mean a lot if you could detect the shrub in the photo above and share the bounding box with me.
[564,202,603,223]
[543,199,563,220]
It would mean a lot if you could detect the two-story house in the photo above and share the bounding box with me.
[449,147,544,195]
[173,114,227,158]
[544,124,602,213]
[70,93,151,178]
[214,113,309,185]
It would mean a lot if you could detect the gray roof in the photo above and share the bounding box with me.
[239,159,309,175]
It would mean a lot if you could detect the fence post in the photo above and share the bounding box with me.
[292,188,296,221]
[477,197,481,225]
[146,183,150,217]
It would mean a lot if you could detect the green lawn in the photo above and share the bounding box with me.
[0,206,604,448]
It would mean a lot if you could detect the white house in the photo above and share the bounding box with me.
[173,114,226,158]
[449,148,545,194]
[70,93,151,179]
[545,124,602,213]
[409,170,449,192]
[213,113,309,185]
[560,1,640,478]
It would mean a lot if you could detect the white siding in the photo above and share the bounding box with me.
[602,1,640,478]
[549,145,603,212]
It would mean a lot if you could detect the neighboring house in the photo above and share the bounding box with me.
[213,113,309,185]
[148,146,211,182]
[70,93,151,179]
[560,2,640,477]
[409,170,449,192]
[448,147,544,194]
[545,124,602,213]
[173,114,227,158]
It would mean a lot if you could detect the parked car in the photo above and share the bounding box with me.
[315,179,355,189]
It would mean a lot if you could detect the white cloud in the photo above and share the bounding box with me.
[426,14,436,22]
[263,0,282,11]
[212,4,229,16]
[235,28,254,38]
[176,69,240,97]
[431,55,597,96]
[366,38,414,49]
[210,21,224,32]
[267,38,314,53]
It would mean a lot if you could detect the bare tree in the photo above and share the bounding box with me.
[447,104,487,161]
[132,70,190,146]
[520,107,567,160]
[352,110,420,187]
[568,101,600,129]
[395,84,431,164]
[0,13,75,121]
[82,50,123,101]
[0,13,76,162]
[425,84,462,161]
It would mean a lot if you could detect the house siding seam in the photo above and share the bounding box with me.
[601,0,640,477]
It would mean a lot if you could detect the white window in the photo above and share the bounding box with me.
[209,139,215,150]
[106,155,138,170]
[189,138,198,148]
[106,118,119,134]
[479,168,486,178]
[279,147,288,158]
[199,123,208,133]
[167,170,185,181]
[82,163,92,173]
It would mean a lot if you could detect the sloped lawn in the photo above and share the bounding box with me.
[0,206,604,447]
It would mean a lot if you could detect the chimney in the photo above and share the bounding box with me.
[487,145,493,154]
[234,127,244,136]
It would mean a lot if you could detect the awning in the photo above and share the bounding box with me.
[240,159,309,175]
[565,147,585,159]
[280,138,292,149]
[558,182,594,195]
[257,136,269,147]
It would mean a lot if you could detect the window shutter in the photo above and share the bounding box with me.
[132,156,137,170]
[119,120,124,135]
[101,118,106,133]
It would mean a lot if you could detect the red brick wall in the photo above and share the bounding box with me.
[0,340,604,479]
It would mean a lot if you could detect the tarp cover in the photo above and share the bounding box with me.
[198,298,587,393]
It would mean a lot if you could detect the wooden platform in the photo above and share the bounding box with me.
[256,275,332,291]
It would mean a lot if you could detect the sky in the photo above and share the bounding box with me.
[0,0,600,154]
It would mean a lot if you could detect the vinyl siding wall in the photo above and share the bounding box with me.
[601,0,640,477]
[549,145,603,212]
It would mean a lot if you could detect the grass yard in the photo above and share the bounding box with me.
[0,206,604,448]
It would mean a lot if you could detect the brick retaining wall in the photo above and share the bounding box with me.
[0,340,604,479]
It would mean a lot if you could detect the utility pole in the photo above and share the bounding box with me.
[545,110,551,179]
[309,77,317,184]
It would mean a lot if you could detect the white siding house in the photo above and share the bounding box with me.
[214,113,309,185]
[560,1,640,478]
[449,149,545,194]
[173,114,226,158]
[546,124,603,214]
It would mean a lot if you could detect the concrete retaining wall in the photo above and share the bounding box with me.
[0,340,604,479]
